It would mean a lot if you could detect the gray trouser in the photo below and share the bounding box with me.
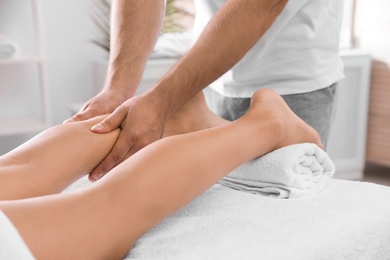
[204,84,338,147]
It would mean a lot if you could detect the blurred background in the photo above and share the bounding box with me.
[0,0,389,183]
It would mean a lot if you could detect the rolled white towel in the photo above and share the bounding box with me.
[218,143,335,199]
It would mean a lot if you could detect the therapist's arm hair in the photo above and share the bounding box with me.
[105,0,165,97]
[0,115,120,200]
[150,0,288,117]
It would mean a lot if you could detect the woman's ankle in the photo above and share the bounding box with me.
[164,95,229,137]
[245,89,323,152]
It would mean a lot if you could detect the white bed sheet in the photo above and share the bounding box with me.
[65,178,390,260]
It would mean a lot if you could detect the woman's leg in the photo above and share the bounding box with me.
[0,115,120,200]
[0,91,224,200]
[0,89,322,259]
[163,91,230,137]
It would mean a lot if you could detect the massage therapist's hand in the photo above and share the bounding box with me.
[88,93,167,181]
[63,89,129,123]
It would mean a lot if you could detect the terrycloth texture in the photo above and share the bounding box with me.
[65,178,390,260]
[125,180,390,260]
[218,143,335,198]
[0,211,35,260]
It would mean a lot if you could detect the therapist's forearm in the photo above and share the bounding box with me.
[105,0,165,98]
[150,0,288,116]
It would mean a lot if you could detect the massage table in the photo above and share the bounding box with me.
[64,144,390,260]
[124,180,390,259]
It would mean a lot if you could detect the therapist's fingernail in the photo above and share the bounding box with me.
[92,172,103,180]
[91,123,104,132]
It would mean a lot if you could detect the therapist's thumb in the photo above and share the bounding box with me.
[90,123,106,133]
[90,108,126,133]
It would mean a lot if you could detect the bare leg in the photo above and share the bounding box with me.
[0,115,120,200]
[163,91,230,137]
[0,92,223,200]
[0,89,322,259]
[0,92,224,200]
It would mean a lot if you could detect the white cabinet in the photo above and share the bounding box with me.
[0,0,50,136]
[327,50,372,180]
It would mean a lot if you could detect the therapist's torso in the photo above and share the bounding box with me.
[192,0,345,97]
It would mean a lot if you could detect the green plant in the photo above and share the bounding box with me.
[89,0,111,52]
[162,0,194,34]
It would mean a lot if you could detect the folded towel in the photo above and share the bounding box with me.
[218,143,335,199]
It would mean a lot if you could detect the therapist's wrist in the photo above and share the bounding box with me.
[146,83,177,119]
[102,79,138,100]
[103,67,144,99]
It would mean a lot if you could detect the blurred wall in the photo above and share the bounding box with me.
[0,0,106,155]
[43,0,106,123]
[356,0,390,166]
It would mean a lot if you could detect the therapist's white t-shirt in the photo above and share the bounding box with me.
[192,0,345,97]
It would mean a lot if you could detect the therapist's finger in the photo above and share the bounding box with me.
[88,131,156,182]
[91,105,128,134]
[89,130,133,181]
[64,106,102,124]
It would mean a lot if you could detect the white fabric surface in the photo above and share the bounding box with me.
[65,177,390,260]
[192,0,344,97]
[125,180,390,260]
[0,211,35,260]
[218,143,335,198]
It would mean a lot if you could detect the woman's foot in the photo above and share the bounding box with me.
[243,89,324,152]
[164,89,323,152]
[163,92,229,137]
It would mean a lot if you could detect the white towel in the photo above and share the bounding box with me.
[63,167,390,260]
[0,211,35,260]
[125,180,390,260]
[218,143,335,199]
